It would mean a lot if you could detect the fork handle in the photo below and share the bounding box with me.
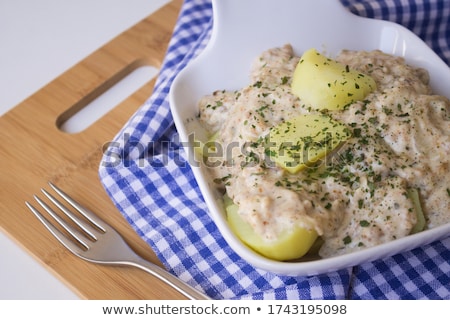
[127,258,212,300]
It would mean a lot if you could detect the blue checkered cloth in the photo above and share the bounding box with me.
[99,0,450,299]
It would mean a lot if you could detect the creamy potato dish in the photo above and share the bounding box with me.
[197,44,450,260]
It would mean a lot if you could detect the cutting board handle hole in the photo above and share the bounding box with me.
[57,60,158,134]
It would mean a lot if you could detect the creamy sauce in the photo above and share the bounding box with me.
[198,44,450,258]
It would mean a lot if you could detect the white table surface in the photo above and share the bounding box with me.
[0,0,171,299]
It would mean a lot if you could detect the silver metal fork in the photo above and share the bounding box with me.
[25,182,210,300]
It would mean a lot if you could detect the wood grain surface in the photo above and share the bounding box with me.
[0,0,189,299]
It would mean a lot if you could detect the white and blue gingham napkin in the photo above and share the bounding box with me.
[99,0,450,299]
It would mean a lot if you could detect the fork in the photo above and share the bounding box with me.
[25,182,211,300]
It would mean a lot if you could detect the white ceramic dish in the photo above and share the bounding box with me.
[169,0,450,276]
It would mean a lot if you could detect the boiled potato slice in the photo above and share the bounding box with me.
[193,131,219,157]
[291,48,377,110]
[268,114,351,173]
[224,195,318,261]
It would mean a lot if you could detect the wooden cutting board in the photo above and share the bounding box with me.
[0,0,189,299]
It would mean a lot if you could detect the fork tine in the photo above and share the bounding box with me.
[48,182,106,232]
[40,188,98,240]
[25,201,88,256]
[32,195,91,250]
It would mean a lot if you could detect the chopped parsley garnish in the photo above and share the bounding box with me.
[359,220,370,227]
[281,76,290,85]
[343,235,352,245]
